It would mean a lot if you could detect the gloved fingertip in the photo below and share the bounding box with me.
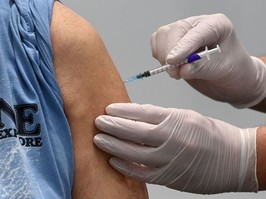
[105,103,129,114]
[151,32,158,58]
[166,53,177,64]
[109,157,120,166]
[94,116,101,125]
[166,47,181,63]
[105,104,115,114]
[94,116,107,128]
[106,103,140,117]
[94,134,118,156]
[93,134,108,147]
[109,157,129,173]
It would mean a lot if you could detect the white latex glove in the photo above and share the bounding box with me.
[94,103,258,194]
[151,14,266,108]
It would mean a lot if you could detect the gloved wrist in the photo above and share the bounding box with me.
[232,57,266,108]
[238,127,258,192]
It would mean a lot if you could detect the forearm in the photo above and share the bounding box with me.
[250,56,266,112]
[256,126,266,190]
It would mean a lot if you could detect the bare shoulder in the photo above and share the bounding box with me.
[51,1,100,60]
[50,1,128,107]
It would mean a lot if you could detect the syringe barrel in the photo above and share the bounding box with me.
[124,45,221,83]
[149,64,172,76]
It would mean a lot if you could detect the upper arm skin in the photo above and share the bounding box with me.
[51,2,148,198]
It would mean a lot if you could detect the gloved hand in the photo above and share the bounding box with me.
[94,103,258,194]
[151,13,266,108]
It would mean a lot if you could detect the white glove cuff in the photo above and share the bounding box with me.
[239,128,258,192]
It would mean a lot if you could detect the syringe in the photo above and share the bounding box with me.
[124,45,221,83]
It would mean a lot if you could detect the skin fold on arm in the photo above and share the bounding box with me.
[50,2,148,199]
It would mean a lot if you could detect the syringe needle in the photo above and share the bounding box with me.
[123,75,139,83]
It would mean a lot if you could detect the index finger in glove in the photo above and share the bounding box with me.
[105,103,171,125]
[167,14,232,65]
[95,115,167,146]
[151,24,172,64]
[151,21,192,65]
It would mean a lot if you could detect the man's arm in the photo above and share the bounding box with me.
[51,2,148,198]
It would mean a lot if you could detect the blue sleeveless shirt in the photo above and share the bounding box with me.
[0,0,74,198]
